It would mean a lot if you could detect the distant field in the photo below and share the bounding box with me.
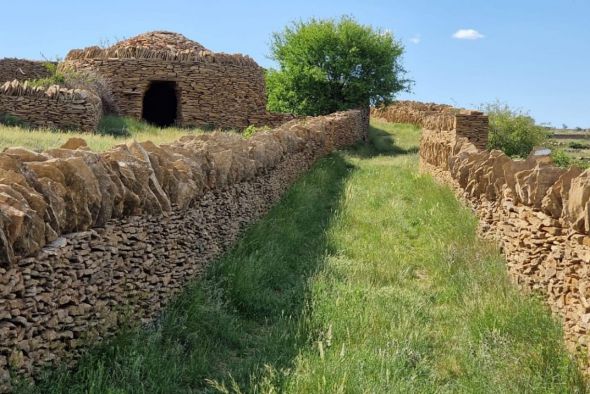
[546,129,590,167]
[549,128,590,136]
[0,116,207,152]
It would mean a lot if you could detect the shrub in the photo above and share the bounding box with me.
[27,62,66,86]
[484,102,548,158]
[551,149,573,168]
[97,115,132,137]
[0,113,27,127]
[266,16,411,116]
[568,141,590,150]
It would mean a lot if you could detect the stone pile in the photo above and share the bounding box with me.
[0,80,102,131]
[0,59,54,83]
[383,100,590,373]
[0,109,368,390]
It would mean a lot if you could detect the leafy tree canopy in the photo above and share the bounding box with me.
[266,16,411,116]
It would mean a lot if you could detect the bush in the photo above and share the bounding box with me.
[569,141,590,150]
[551,149,573,168]
[27,62,66,86]
[0,113,27,127]
[484,102,548,158]
[97,115,133,137]
[266,16,411,116]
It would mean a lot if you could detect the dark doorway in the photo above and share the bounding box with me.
[142,81,178,127]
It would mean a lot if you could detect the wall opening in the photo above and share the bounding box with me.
[142,81,178,127]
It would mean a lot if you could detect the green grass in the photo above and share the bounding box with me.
[0,116,205,152]
[18,119,585,393]
[546,137,590,168]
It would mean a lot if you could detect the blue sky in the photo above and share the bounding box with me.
[2,0,588,127]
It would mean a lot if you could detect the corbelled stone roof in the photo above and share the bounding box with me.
[109,31,209,54]
[64,31,258,66]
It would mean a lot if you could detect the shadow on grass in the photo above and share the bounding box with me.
[350,123,420,159]
[21,153,355,394]
[22,122,421,393]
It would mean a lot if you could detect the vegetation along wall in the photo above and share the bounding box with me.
[0,59,54,83]
[0,80,102,131]
[0,108,368,389]
[374,101,590,372]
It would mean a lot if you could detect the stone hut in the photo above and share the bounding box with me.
[61,31,276,129]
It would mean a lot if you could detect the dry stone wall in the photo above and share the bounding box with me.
[0,109,368,390]
[0,60,54,83]
[249,111,299,128]
[0,80,102,131]
[372,101,488,150]
[379,100,590,373]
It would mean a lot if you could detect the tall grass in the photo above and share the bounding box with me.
[17,119,585,393]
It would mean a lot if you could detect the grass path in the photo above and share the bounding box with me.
[22,120,586,393]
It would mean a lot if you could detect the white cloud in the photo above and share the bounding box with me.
[409,34,421,44]
[452,29,485,40]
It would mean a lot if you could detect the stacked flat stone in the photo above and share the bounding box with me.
[372,100,458,131]
[0,59,54,83]
[0,109,368,391]
[110,31,209,53]
[61,31,284,130]
[454,110,488,150]
[0,80,102,131]
[372,101,489,150]
[248,112,298,128]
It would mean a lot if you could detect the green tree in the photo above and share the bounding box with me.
[266,16,411,116]
[484,101,548,158]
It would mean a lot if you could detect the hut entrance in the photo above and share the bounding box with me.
[142,81,178,127]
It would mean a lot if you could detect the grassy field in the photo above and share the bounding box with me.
[0,116,205,152]
[18,119,585,393]
[542,127,590,168]
[546,136,590,168]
